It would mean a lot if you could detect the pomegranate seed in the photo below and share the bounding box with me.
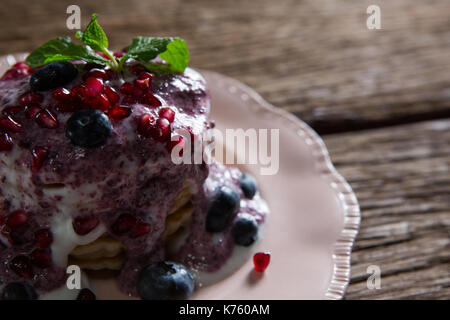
[71,84,85,100]
[111,214,137,235]
[84,77,104,97]
[113,52,123,58]
[109,105,131,120]
[0,67,29,80]
[77,288,96,300]
[120,82,143,97]
[31,147,48,173]
[87,93,110,112]
[142,92,161,107]
[36,109,58,129]
[138,72,154,81]
[25,105,42,119]
[135,78,150,90]
[131,222,151,238]
[150,118,171,142]
[84,68,108,81]
[6,210,28,228]
[72,215,99,235]
[31,249,52,268]
[10,255,33,278]
[12,62,30,70]
[167,136,185,156]
[2,106,24,115]
[103,85,119,105]
[18,92,43,106]
[253,252,271,272]
[129,65,145,74]
[35,229,53,248]
[52,88,71,101]
[122,96,137,106]
[158,108,175,123]
[0,133,13,151]
[0,116,22,132]
[137,114,155,137]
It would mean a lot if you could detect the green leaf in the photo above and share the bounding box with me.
[159,38,190,72]
[126,37,174,62]
[78,13,109,52]
[25,37,109,68]
[126,37,189,73]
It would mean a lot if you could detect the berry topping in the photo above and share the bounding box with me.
[31,147,48,172]
[1,62,31,81]
[205,185,240,232]
[1,282,37,300]
[77,288,96,300]
[231,215,258,246]
[239,173,258,199]
[86,93,110,112]
[72,215,100,235]
[130,222,151,238]
[158,108,175,123]
[0,133,13,151]
[137,261,195,300]
[253,252,271,272]
[66,109,112,148]
[111,214,137,235]
[34,229,53,248]
[10,255,33,278]
[84,77,104,96]
[109,105,131,120]
[30,62,78,92]
[31,249,52,268]
[36,109,58,129]
[6,210,28,228]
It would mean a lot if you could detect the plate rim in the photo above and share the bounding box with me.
[201,69,361,300]
[0,54,361,299]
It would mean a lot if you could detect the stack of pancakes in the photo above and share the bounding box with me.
[69,182,194,270]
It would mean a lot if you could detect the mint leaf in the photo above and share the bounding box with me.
[126,37,190,72]
[76,13,109,52]
[159,38,190,72]
[126,37,174,61]
[25,37,109,68]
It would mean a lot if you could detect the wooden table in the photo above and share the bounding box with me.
[0,0,448,299]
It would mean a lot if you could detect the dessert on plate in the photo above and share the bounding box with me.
[0,14,269,300]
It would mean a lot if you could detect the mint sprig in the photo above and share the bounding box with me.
[25,13,190,74]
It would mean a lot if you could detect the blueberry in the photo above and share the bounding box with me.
[137,261,195,300]
[240,173,257,199]
[30,61,78,91]
[205,185,240,232]
[231,215,258,246]
[1,282,37,300]
[66,109,112,148]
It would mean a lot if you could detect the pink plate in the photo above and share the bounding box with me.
[0,54,360,300]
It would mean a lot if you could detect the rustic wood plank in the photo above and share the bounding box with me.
[324,120,450,299]
[0,0,449,133]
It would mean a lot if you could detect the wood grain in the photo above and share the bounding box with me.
[0,0,448,299]
[325,120,450,299]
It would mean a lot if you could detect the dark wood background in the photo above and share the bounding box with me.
[0,0,448,299]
